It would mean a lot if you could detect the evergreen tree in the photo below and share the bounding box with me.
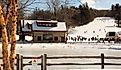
[72,3,95,25]
[111,3,121,27]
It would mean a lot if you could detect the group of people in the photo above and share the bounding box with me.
[67,35,121,43]
[67,36,99,42]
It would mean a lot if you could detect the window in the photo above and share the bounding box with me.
[37,36,41,41]
[109,32,115,36]
[48,24,51,26]
[36,21,57,27]
[43,34,53,40]
[54,37,58,40]
[61,37,65,42]
[51,24,57,27]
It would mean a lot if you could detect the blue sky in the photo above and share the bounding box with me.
[92,0,121,9]
[28,0,121,11]
[78,0,121,10]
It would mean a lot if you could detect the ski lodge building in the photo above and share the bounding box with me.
[20,20,67,43]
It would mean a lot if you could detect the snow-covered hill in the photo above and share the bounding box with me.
[68,17,121,42]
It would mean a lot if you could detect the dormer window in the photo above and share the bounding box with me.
[48,24,51,27]
[36,21,57,27]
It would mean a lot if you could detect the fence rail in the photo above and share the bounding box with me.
[47,56,101,59]
[0,53,121,70]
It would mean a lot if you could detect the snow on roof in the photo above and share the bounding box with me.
[21,20,36,32]
[21,20,67,32]
[36,20,58,23]
[22,25,31,32]
[21,20,36,27]
[32,22,67,32]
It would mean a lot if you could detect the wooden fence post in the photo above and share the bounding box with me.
[21,55,23,70]
[41,54,47,70]
[16,54,23,70]
[16,54,18,70]
[0,64,1,70]
[16,54,20,70]
[43,54,47,70]
[101,53,104,69]
[41,55,43,70]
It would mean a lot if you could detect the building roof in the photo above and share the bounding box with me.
[36,20,58,23]
[21,20,35,32]
[21,20,67,32]
[32,21,67,32]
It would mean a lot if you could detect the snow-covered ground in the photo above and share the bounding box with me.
[1,17,121,70]
[67,17,121,42]
[1,43,121,70]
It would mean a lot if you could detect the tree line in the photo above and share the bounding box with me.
[111,3,121,27]
[25,2,121,28]
[17,0,121,27]
[26,2,96,28]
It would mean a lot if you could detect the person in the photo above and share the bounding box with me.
[97,35,99,37]
[108,39,110,43]
[93,31,95,33]
[102,39,105,44]
[88,38,90,44]
[97,39,100,43]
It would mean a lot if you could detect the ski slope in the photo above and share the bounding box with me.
[68,17,121,42]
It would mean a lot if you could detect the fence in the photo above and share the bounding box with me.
[1,53,121,70]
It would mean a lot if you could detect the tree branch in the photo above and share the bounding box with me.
[5,0,11,25]
[18,0,36,11]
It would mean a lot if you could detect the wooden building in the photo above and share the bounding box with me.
[21,20,67,43]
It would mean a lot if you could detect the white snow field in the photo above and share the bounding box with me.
[67,17,121,42]
[1,17,121,70]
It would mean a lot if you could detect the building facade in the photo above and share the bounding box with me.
[21,20,67,43]
[33,31,66,43]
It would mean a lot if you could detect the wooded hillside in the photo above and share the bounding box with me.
[26,3,96,28]
[20,3,121,28]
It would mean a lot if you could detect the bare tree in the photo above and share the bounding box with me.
[0,3,10,70]
[9,0,17,69]
[44,0,72,19]
[0,0,37,69]
[61,0,70,7]
[45,0,61,18]
[18,0,36,10]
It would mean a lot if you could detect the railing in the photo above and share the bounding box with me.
[1,53,121,70]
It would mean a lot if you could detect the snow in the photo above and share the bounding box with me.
[21,20,36,32]
[25,36,33,41]
[36,20,58,23]
[67,17,121,42]
[22,25,31,32]
[1,17,121,70]
[66,17,121,45]
[21,20,67,32]
[32,22,67,32]
[11,43,121,69]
